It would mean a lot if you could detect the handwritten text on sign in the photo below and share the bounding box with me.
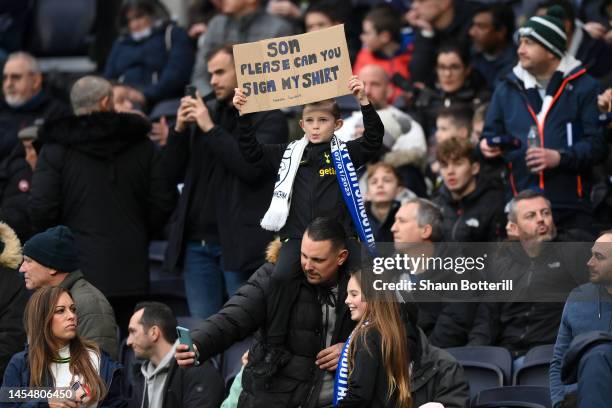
[233,25,352,113]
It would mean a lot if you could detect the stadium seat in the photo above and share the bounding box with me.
[28,0,98,73]
[513,344,554,386]
[30,0,96,56]
[472,385,552,408]
[446,346,513,400]
[119,337,144,398]
[149,240,186,298]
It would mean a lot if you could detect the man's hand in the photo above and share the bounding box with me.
[315,343,343,372]
[584,22,607,39]
[175,343,199,367]
[597,88,612,113]
[349,76,368,106]
[479,138,503,158]
[184,91,215,132]
[175,96,195,133]
[188,23,207,39]
[268,0,302,19]
[233,88,247,116]
[525,147,561,172]
[405,9,433,33]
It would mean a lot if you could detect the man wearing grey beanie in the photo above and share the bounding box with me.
[479,5,607,234]
[20,225,119,360]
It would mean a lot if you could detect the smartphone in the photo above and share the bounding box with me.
[71,381,90,402]
[185,85,197,99]
[486,134,522,150]
[176,326,200,365]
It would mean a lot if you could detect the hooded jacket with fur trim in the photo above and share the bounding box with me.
[482,55,607,214]
[0,222,28,380]
[29,112,177,296]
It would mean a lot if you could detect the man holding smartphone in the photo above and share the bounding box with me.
[127,302,224,408]
[175,217,357,408]
[164,43,288,319]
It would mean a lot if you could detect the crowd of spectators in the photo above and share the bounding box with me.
[1,0,612,407]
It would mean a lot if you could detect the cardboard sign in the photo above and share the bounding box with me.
[233,25,353,113]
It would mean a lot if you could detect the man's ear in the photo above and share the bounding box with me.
[334,118,344,131]
[337,248,349,265]
[385,84,394,101]
[149,325,160,342]
[379,30,392,45]
[100,95,113,112]
[48,268,58,276]
[32,73,43,92]
[471,161,480,176]
[421,224,433,241]
[507,221,519,237]
[299,119,305,132]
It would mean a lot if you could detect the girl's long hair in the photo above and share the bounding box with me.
[347,270,412,408]
[24,286,107,402]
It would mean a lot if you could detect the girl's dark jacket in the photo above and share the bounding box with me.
[1,347,126,408]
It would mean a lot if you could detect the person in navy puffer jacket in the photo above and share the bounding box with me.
[104,0,195,109]
[479,6,607,233]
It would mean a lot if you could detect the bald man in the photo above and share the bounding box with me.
[0,52,69,160]
[338,64,426,153]
[337,64,427,196]
[550,231,612,407]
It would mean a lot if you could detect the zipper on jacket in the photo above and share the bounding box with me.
[522,68,587,194]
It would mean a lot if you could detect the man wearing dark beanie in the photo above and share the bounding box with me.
[479,5,607,235]
[20,225,119,360]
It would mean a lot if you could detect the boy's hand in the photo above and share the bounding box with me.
[348,76,368,106]
[233,88,247,116]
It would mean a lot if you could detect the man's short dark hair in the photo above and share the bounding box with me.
[134,302,178,343]
[406,198,444,243]
[305,217,347,250]
[475,3,516,43]
[436,104,473,134]
[364,6,402,44]
[206,43,235,63]
[507,190,551,223]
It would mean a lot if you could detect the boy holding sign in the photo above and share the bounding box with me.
[233,75,383,276]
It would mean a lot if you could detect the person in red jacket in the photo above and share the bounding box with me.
[354,6,412,104]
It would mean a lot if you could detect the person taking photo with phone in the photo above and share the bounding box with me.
[164,43,288,320]
[125,302,223,408]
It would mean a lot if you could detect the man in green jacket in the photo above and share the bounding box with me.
[19,225,119,359]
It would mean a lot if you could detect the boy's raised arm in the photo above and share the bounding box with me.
[346,76,384,166]
[234,88,286,172]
